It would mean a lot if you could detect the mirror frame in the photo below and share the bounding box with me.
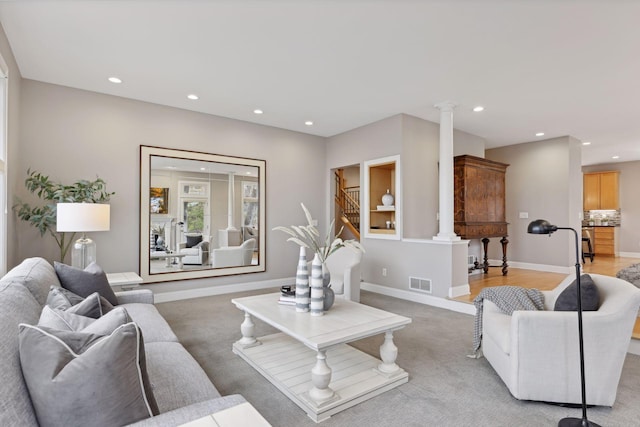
[139,145,266,283]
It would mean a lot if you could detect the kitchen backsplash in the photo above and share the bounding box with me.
[583,209,621,226]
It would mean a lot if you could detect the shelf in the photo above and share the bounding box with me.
[364,155,401,240]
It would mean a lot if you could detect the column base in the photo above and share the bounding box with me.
[433,233,461,242]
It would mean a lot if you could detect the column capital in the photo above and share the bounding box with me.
[434,101,457,112]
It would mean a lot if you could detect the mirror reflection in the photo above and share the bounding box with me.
[140,146,266,283]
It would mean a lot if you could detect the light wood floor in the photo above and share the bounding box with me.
[453,256,640,339]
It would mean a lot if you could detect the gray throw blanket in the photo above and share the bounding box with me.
[470,286,545,358]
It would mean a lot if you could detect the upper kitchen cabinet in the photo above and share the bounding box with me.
[583,171,619,210]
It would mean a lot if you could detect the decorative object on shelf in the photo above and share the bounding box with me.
[295,247,310,312]
[381,189,394,206]
[310,254,324,316]
[528,219,602,427]
[323,283,335,311]
[56,203,111,269]
[13,169,115,263]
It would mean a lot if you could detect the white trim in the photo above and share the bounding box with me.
[401,237,470,246]
[360,282,476,315]
[620,252,640,259]
[449,284,470,298]
[152,277,292,303]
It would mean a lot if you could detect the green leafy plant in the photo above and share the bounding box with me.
[13,169,115,262]
[273,203,364,262]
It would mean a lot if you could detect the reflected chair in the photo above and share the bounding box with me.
[210,238,256,268]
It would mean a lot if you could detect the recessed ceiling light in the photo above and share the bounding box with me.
[305,121,314,126]
[187,94,199,100]
[582,141,591,146]
[535,132,545,137]
[612,155,620,159]
[165,166,177,170]
[246,171,252,175]
[253,109,263,115]
[473,106,484,112]
[108,77,122,84]
[200,167,206,171]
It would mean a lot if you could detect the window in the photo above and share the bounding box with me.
[177,181,210,237]
[0,53,7,275]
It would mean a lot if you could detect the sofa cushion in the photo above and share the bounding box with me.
[554,274,600,311]
[38,305,131,336]
[0,257,60,306]
[119,303,179,343]
[19,322,159,427]
[144,341,221,413]
[54,262,119,306]
[0,282,41,427]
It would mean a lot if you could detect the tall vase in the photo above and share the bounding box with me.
[322,263,335,311]
[295,247,310,312]
[310,253,324,316]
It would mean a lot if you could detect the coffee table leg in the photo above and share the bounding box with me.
[378,331,400,374]
[309,350,335,403]
[238,312,257,347]
[178,256,183,269]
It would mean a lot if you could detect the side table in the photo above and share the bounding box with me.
[106,272,143,292]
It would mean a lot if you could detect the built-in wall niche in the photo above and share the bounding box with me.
[364,155,401,240]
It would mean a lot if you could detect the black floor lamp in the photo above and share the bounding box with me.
[527,219,601,427]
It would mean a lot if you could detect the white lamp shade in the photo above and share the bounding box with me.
[56,203,110,232]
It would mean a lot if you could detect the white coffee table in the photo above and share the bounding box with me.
[150,251,186,268]
[231,293,412,422]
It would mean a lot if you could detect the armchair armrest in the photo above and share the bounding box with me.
[126,395,249,426]
[116,289,154,304]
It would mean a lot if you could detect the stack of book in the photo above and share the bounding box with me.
[279,285,296,306]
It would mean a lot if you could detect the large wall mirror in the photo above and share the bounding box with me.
[140,145,266,283]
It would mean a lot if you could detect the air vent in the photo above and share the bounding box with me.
[409,276,432,294]
[468,255,475,266]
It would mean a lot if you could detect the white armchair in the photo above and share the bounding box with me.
[325,247,362,302]
[482,273,640,406]
[210,238,256,269]
[178,235,211,265]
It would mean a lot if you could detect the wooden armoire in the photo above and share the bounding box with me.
[453,155,509,275]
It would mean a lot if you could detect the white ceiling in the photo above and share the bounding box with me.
[1,1,639,166]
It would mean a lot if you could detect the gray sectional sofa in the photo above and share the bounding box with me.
[0,257,250,426]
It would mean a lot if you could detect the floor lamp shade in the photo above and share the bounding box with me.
[56,203,110,269]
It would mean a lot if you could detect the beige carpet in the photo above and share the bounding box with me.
[157,289,640,426]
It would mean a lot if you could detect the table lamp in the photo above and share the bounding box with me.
[56,203,110,269]
[527,219,601,427]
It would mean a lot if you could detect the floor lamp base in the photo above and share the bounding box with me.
[558,417,601,427]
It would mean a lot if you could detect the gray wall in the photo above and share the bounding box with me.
[486,136,583,268]
[326,113,486,296]
[0,22,21,273]
[15,80,327,294]
[583,160,640,255]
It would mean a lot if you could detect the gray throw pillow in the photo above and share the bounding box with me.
[46,286,114,315]
[186,234,203,248]
[19,322,159,427]
[39,305,131,336]
[54,262,119,306]
[554,274,600,311]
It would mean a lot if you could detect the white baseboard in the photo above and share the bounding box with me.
[153,277,293,303]
[489,259,573,274]
[449,284,470,298]
[620,252,640,258]
[628,338,640,356]
[360,282,476,315]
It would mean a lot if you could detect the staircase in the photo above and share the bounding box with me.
[334,170,360,240]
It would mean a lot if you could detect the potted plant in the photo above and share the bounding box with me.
[13,169,115,262]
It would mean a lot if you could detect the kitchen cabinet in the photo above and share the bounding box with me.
[583,171,619,210]
[593,226,619,256]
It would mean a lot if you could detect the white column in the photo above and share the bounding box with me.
[434,101,460,241]
[226,172,237,230]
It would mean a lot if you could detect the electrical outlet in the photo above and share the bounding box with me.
[382,268,387,277]
[519,212,529,219]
